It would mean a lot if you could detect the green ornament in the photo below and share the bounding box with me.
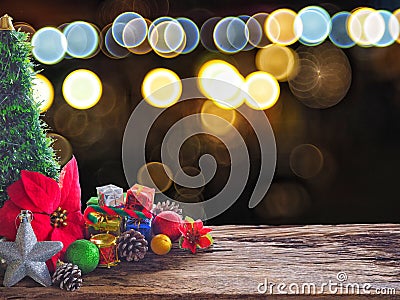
[64,240,99,274]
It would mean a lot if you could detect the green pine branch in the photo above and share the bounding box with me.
[0,30,59,207]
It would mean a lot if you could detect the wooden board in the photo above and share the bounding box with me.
[1,224,399,299]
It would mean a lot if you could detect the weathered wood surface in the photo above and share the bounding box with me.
[1,224,399,299]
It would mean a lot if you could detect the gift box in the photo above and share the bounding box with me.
[125,217,152,243]
[126,184,155,212]
[85,212,125,239]
[97,184,124,207]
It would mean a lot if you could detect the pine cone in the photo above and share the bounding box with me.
[117,229,148,262]
[152,200,183,217]
[52,262,82,292]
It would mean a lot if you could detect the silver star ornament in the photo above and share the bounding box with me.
[0,211,63,287]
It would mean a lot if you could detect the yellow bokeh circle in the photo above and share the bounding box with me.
[244,71,280,110]
[32,74,54,112]
[348,7,384,46]
[265,9,302,46]
[62,69,102,109]
[393,9,400,44]
[137,162,173,193]
[197,59,245,109]
[200,100,237,135]
[142,68,182,108]
[255,45,298,82]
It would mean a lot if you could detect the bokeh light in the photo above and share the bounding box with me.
[290,144,324,179]
[174,166,205,198]
[374,10,399,47]
[47,133,73,166]
[148,17,186,56]
[14,22,35,41]
[177,17,200,54]
[348,7,384,46]
[142,68,182,108]
[254,182,310,220]
[32,74,54,113]
[102,24,130,59]
[122,15,148,48]
[213,17,247,53]
[112,12,146,47]
[63,21,99,58]
[53,104,89,138]
[31,27,67,64]
[255,45,298,81]
[200,17,222,52]
[288,43,352,109]
[244,71,280,110]
[395,9,400,43]
[265,9,302,46]
[62,69,103,109]
[247,13,271,48]
[201,100,237,135]
[330,12,356,48]
[297,6,331,46]
[127,18,153,54]
[178,135,202,167]
[137,162,173,193]
[197,59,245,109]
[238,15,255,51]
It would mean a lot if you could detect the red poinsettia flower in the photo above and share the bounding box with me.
[0,157,85,272]
[179,217,213,254]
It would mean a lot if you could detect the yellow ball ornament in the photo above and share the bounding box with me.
[151,234,172,255]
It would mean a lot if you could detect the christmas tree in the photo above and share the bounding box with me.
[0,15,59,207]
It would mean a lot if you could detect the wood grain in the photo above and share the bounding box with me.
[1,224,399,299]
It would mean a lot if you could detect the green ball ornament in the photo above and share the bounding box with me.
[64,239,99,274]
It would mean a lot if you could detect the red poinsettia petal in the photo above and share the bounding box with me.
[58,157,81,212]
[50,224,82,263]
[198,227,212,236]
[0,200,21,240]
[7,178,42,213]
[39,211,84,272]
[181,238,197,254]
[193,219,204,231]
[18,170,60,214]
[62,212,85,242]
[30,214,53,242]
[179,222,191,235]
[47,252,61,273]
[197,235,212,249]
[66,211,85,229]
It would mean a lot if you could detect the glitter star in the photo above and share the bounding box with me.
[0,218,63,287]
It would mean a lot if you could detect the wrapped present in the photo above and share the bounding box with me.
[125,217,152,243]
[85,212,125,239]
[126,184,155,212]
[97,184,124,207]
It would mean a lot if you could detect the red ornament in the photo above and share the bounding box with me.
[0,157,85,271]
[152,211,182,242]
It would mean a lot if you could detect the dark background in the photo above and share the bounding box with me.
[2,0,400,225]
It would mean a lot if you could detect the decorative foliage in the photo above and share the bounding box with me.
[0,157,84,271]
[179,217,213,254]
[0,29,59,206]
